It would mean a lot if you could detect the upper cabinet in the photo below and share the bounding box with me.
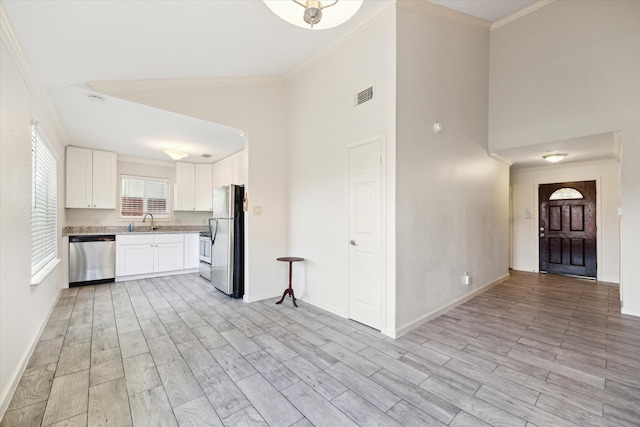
[66,146,117,209]
[174,162,196,211]
[175,162,213,211]
[212,150,245,190]
[195,164,213,211]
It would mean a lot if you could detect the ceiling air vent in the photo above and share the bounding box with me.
[354,86,374,107]
[201,153,212,158]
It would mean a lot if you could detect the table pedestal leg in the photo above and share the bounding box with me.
[275,261,298,307]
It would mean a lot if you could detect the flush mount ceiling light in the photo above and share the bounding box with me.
[164,149,189,161]
[543,153,568,163]
[263,0,363,29]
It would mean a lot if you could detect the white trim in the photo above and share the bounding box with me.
[0,289,61,419]
[621,307,640,318]
[30,258,61,286]
[345,134,387,332]
[115,269,197,282]
[394,273,510,338]
[397,0,491,30]
[0,4,41,96]
[286,1,395,80]
[490,152,514,166]
[512,158,619,174]
[491,0,555,31]
[117,155,176,168]
[300,296,348,318]
[89,75,284,94]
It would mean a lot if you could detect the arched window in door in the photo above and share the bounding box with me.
[549,187,583,200]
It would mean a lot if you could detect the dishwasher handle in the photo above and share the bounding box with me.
[69,235,115,243]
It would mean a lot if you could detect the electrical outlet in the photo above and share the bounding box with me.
[253,206,263,216]
[463,272,470,286]
[95,218,101,225]
[175,218,181,225]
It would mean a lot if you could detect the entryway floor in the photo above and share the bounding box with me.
[2,271,639,426]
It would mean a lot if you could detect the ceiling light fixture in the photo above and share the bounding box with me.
[542,153,567,163]
[263,0,363,29]
[164,149,189,161]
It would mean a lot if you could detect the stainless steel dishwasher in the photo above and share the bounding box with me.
[69,235,116,286]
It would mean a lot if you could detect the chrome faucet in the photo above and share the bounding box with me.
[142,213,154,231]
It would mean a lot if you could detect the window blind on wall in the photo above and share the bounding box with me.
[121,175,170,217]
[31,125,58,276]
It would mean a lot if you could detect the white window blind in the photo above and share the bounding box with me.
[121,175,170,218]
[31,125,58,277]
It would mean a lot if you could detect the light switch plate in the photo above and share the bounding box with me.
[253,206,263,215]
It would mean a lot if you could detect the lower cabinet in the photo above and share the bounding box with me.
[116,234,185,277]
[184,233,200,269]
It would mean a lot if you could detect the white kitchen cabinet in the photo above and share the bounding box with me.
[195,164,213,211]
[66,146,117,209]
[174,162,196,211]
[183,233,200,269]
[211,149,245,189]
[116,234,184,277]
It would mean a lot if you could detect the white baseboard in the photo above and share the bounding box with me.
[0,289,61,420]
[243,290,282,303]
[115,268,198,282]
[300,296,348,318]
[621,306,640,317]
[394,273,510,338]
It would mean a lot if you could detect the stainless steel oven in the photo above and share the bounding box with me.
[199,232,212,281]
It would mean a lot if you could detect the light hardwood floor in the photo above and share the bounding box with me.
[2,271,639,426]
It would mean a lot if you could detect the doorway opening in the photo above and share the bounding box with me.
[539,180,596,278]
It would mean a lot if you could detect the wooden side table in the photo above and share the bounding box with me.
[275,257,304,307]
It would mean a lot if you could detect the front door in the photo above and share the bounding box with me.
[539,181,596,278]
[348,138,383,330]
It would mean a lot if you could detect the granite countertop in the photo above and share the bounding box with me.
[62,225,208,236]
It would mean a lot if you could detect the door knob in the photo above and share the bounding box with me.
[349,240,357,246]
[540,233,545,237]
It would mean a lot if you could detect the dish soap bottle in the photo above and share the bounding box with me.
[129,222,133,232]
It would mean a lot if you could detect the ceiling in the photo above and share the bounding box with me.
[7,0,612,168]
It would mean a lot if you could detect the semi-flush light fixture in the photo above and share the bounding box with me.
[542,153,567,163]
[263,0,363,29]
[164,149,189,161]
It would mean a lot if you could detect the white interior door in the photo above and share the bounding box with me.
[348,138,383,330]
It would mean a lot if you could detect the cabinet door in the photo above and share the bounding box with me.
[175,162,196,211]
[155,242,184,272]
[92,150,117,209]
[116,244,154,276]
[66,146,92,208]
[183,234,200,269]
[195,164,213,211]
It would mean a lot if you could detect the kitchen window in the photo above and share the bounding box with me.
[31,124,58,280]
[120,175,170,218]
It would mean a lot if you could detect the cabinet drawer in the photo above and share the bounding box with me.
[117,234,154,245]
[154,234,184,244]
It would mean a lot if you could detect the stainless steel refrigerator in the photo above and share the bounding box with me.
[204,184,244,298]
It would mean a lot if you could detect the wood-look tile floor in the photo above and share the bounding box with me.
[3,271,640,426]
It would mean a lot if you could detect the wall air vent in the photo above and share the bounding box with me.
[354,86,374,107]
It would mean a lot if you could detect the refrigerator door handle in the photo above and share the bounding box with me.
[210,218,219,246]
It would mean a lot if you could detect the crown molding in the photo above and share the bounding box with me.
[489,152,514,166]
[0,3,41,97]
[511,158,620,173]
[490,0,555,31]
[398,0,491,31]
[285,1,395,81]
[117,154,176,168]
[1,3,68,143]
[89,75,284,94]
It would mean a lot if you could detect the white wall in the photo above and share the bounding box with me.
[394,3,510,333]
[285,5,397,333]
[65,158,212,227]
[0,39,66,416]
[511,161,620,283]
[489,0,640,315]
[106,81,289,303]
